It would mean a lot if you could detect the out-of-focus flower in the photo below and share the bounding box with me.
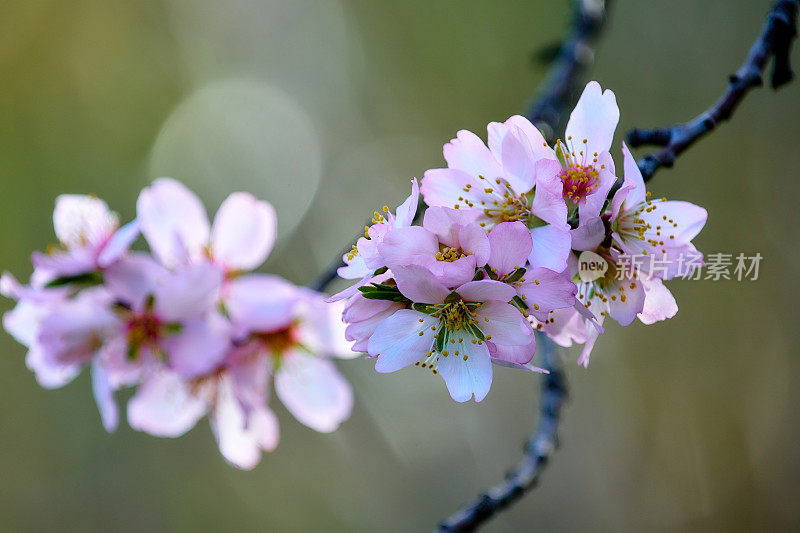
[137,177,276,272]
[31,195,139,279]
[2,179,355,470]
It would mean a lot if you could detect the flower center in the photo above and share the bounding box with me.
[435,246,469,262]
[126,313,161,349]
[413,299,487,375]
[434,300,479,330]
[256,325,299,356]
[452,176,533,227]
[559,164,600,204]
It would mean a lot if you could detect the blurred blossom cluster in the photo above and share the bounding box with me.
[1,178,354,470]
[336,81,708,401]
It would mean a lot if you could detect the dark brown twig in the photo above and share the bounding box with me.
[438,334,565,532]
[627,0,799,181]
[526,0,613,142]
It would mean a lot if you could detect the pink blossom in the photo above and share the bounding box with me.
[332,178,420,301]
[420,117,572,272]
[379,206,489,288]
[609,143,708,280]
[104,254,229,379]
[137,178,276,272]
[367,265,534,402]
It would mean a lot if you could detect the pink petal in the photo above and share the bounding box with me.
[292,291,355,358]
[225,274,299,334]
[497,115,555,161]
[528,224,571,271]
[456,280,516,303]
[570,217,605,251]
[420,168,476,209]
[92,360,118,432]
[369,310,438,372]
[443,129,504,180]
[275,352,353,433]
[531,158,569,227]
[127,368,207,437]
[97,219,140,268]
[26,345,81,388]
[53,195,117,249]
[577,151,616,224]
[520,267,577,320]
[379,226,439,269]
[640,201,708,244]
[437,338,492,402]
[539,307,589,348]
[457,223,490,266]
[423,254,477,289]
[605,278,646,327]
[3,298,47,347]
[565,81,620,157]
[421,208,482,246]
[163,313,230,379]
[31,248,97,278]
[211,377,278,470]
[637,277,678,325]
[392,265,449,304]
[487,122,537,193]
[104,253,167,311]
[337,242,371,280]
[577,317,603,368]
[211,192,277,271]
[136,178,210,267]
[487,222,532,277]
[487,334,536,365]
[154,262,223,322]
[327,274,373,302]
[474,301,532,346]
[610,142,646,218]
[393,178,420,228]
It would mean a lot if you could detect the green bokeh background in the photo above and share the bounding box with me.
[1,1,799,531]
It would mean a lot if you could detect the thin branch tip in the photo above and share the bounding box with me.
[628,0,799,181]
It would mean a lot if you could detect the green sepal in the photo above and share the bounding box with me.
[435,327,448,353]
[467,323,486,341]
[162,322,183,335]
[45,271,104,289]
[506,267,526,283]
[555,141,568,168]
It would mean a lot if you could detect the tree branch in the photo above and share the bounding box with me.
[627,0,799,181]
[437,334,566,533]
[526,0,613,142]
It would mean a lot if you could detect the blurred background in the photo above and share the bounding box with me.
[1,0,799,531]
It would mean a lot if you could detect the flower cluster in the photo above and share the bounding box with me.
[336,81,707,401]
[2,179,354,469]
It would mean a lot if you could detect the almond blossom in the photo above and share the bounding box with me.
[570,143,708,366]
[2,179,356,470]
[333,178,420,299]
[420,81,620,272]
[368,266,535,402]
[335,180,580,401]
